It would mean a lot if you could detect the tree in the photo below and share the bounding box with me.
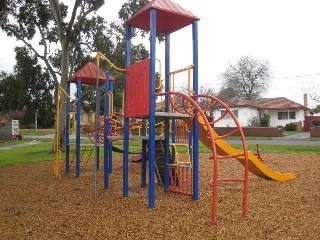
[221,56,272,100]
[216,87,237,102]
[14,46,55,128]
[0,47,55,128]
[0,72,27,114]
[0,0,121,148]
[0,0,158,147]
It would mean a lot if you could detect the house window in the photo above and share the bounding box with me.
[221,109,238,119]
[278,111,296,120]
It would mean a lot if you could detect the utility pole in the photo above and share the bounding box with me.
[35,109,38,132]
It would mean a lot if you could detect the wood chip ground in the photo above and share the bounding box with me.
[0,153,319,239]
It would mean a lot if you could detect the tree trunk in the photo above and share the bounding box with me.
[57,40,69,151]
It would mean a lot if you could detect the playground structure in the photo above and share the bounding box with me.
[54,0,295,225]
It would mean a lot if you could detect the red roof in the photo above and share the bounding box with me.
[222,97,306,110]
[67,62,114,86]
[255,97,305,110]
[223,98,258,109]
[125,0,200,34]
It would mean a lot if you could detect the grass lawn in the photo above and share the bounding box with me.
[20,128,55,135]
[1,138,319,167]
[0,142,56,167]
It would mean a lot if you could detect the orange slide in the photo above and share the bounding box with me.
[184,118,295,182]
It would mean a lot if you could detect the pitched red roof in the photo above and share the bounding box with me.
[67,62,114,86]
[125,0,200,34]
[223,98,258,108]
[255,97,305,110]
[222,97,306,110]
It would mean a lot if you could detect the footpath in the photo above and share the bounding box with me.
[0,140,41,150]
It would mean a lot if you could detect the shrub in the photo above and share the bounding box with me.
[284,122,297,131]
[311,120,320,127]
[248,117,259,127]
[259,113,270,127]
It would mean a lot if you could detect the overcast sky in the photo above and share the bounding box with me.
[1,0,319,108]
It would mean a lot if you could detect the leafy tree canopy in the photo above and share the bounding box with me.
[0,46,55,128]
[0,0,152,142]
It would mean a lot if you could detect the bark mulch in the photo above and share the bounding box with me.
[0,153,319,239]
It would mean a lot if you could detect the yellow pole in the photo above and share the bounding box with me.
[54,86,77,178]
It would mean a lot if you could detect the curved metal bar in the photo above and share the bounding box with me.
[156,91,249,223]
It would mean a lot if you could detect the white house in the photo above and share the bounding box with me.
[212,97,310,128]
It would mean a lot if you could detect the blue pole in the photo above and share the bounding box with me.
[192,20,199,201]
[141,120,147,187]
[65,82,71,174]
[76,78,81,177]
[94,65,101,199]
[104,72,110,189]
[123,25,131,197]
[148,8,157,208]
[164,34,170,191]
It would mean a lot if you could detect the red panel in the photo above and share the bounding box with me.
[126,58,150,118]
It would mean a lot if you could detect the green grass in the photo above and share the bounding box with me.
[230,144,320,155]
[1,139,319,168]
[0,142,56,167]
[0,140,31,147]
[20,128,55,135]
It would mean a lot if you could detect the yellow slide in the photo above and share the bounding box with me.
[184,118,295,181]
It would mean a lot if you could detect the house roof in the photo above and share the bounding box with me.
[255,97,306,110]
[223,98,258,109]
[125,0,200,34]
[67,62,114,86]
[221,97,307,111]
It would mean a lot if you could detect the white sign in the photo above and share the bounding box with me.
[12,120,19,136]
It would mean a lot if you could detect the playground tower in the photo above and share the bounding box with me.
[124,0,200,208]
